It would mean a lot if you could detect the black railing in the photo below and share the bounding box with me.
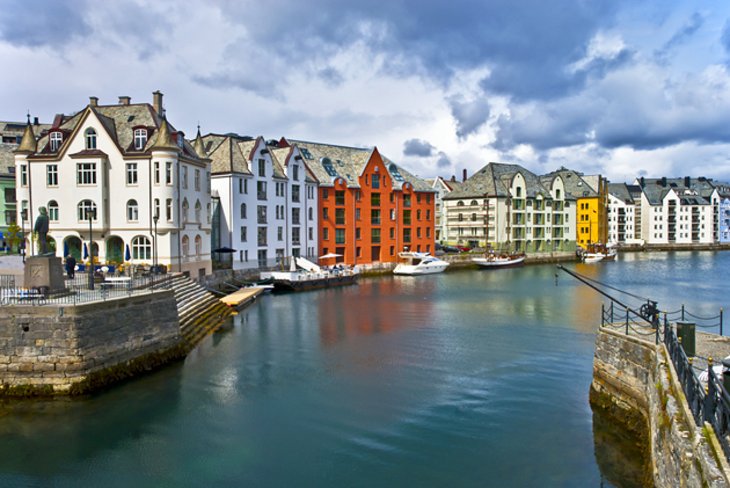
[601,304,730,461]
[0,273,175,307]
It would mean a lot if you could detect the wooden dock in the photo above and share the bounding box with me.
[219,287,265,309]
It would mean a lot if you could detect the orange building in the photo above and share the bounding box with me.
[280,139,436,265]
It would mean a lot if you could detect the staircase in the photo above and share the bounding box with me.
[163,274,233,351]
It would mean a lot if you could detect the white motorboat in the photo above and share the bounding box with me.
[582,253,605,263]
[472,252,526,269]
[393,252,450,275]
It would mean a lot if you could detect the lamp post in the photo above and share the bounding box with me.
[20,208,27,263]
[87,207,96,290]
[153,211,159,274]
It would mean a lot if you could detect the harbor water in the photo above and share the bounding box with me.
[0,251,727,487]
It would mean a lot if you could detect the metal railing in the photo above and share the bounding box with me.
[0,272,176,307]
[601,304,730,461]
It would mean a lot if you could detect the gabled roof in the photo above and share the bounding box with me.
[637,177,714,205]
[287,138,432,191]
[608,183,634,204]
[542,167,598,199]
[444,162,551,200]
[202,134,253,175]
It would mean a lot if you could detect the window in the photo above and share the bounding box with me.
[134,128,147,150]
[85,128,97,149]
[50,131,63,152]
[127,199,139,221]
[278,227,283,241]
[257,205,267,224]
[182,236,189,257]
[126,162,138,185]
[356,208,361,220]
[258,159,266,177]
[195,169,200,191]
[372,174,380,189]
[292,208,300,225]
[323,228,329,240]
[207,203,211,223]
[244,179,248,194]
[77,200,97,221]
[240,226,247,242]
[293,164,299,180]
[46,164,58,186]
[372,228,381,244]
[404,210,411,225]
[404,195,411,207]
[323,208,329,220]
[403,228,412,243]
[132,236,152,260]
[154,162,160,184]
[335,190,345,205]
[309,207,313,221]
[240,203,247,219]
[335,229,345,244]
[20,164,27,187]
[292,185,300,203]
[195,235,202,257]
[239,179,243,194]
[257,181,267,200]
[166,199,172,221]
[258,228,267,246]
[154,199,160,220]
[371,209,381,225]
[292,227,300,245]
[48,200,59,221]
[371,193,380,207]
[166,162,172,185]
[335,208,345,225]
[182,166,188,189]
[195,200,201,222]
[182,199,189,223]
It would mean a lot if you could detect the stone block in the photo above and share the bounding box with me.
[23,256,66,294]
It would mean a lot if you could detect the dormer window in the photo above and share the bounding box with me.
[134,128,147,150]
[50,131,63,152]
[85,128,97,149]
[177,133,184,148]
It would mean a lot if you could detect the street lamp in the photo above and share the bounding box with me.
[20,208,27,263]
[87,207,96,290]
[153,211,159,274]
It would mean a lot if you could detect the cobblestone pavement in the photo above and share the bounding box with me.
[690,330,730,375]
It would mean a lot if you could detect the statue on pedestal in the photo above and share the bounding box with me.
[34,206,50,255]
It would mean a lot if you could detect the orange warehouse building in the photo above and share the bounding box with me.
[280,139,436,265]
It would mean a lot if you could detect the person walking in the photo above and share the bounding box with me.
[65,255,76,279]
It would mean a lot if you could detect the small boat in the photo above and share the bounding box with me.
[472,252,526,269]
[581,254,605,264]
[261,257,358,292]
[579,243,616,263]
[393,252,450,275]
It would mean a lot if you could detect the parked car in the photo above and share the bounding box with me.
[442,245,460,253]
[455,246,472,252]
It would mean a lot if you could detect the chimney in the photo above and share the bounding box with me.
[462,169,467,182]
[152,90,164,115]
[89,96,99,107]
[661,177,667,187]
[639,176,645,188]
[450,175,456,182]
[119,96,131,105]
[33,117,39,126]
[684,176,691,188]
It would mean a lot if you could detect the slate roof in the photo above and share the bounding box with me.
[287,139,433,192]
[444,162,552,200]
[638,177,714,205]
[202,134,253,175]
[542,167,598,199]
[0,120,51,177]
[608,183,634,204]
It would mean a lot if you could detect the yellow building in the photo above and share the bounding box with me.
[546,169,608,248]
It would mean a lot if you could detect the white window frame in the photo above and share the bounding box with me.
[126,162,138,185]
[127,199,139,222]
[133,128,147,150]
[50,132,63,152]
[76,162,97,185]
[85,128,97,150]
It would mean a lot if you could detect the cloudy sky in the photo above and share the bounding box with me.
[2,0,730,184]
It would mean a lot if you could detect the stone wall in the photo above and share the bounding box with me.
[592,327,730,487]
[0,291,182,395]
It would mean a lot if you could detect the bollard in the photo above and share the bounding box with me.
[676,320,696,357]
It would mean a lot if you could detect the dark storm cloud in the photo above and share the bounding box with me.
[449,97,490,139]
[403,139,435,157]
[0,0,90,47]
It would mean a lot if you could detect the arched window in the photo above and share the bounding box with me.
[133,128,147,150]
[471,200,478,206]
[182,235,189,257]
[50,131,63,152]
[127,199,139,221]
[131,236,151,260]
[85,128,97,149]
[457,201,464,206]
[48,200,59,221]
[182,199,189,224]
[195,235,202,256]
[240,203,247,219]
[195,200,201,222]
[77,200,97,221]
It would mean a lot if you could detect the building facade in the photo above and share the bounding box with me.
[206,134,319,270]
[442,163,576,253]
[14,92,213,277]
[285,139,436,265]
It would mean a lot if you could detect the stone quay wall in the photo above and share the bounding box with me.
[591,327,730,487]
[0,291,183,395]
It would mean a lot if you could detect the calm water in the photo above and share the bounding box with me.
[0,251,727,487]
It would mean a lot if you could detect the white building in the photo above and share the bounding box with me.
[606,183,643,245]
[14,92,213,278]
[205,134,319,270]
[428,175,462,243]
[636,177,715,245]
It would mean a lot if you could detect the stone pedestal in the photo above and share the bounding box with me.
[24,256,66,294]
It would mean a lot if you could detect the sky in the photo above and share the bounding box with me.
[2,0,730,184]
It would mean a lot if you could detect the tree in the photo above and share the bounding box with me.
[5,222,21,253]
